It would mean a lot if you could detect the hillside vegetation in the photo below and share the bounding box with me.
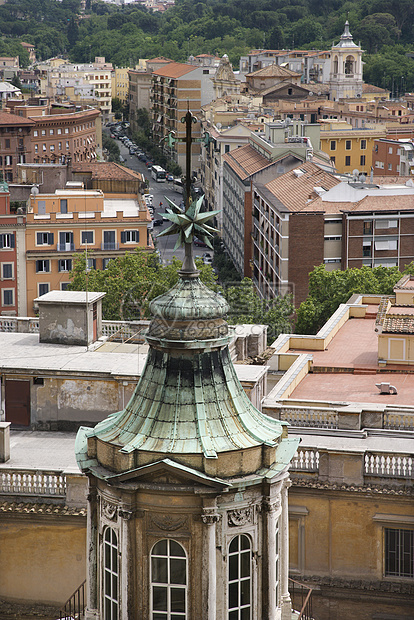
[0,0,414,91]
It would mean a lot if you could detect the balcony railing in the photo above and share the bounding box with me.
[58,580,86,620]
[289,578,313,620]
[101,242,119,250]
[57,242,75,252]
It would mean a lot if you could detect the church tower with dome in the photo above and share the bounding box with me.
[76,191,299,619]
[328,21,363,101]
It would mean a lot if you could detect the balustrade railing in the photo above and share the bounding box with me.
[383,410,414,431]
[289,578,313,620]
[0,469,66,497]
[278,406,338,429]
[364,453,413,478]
[290,449,319,472]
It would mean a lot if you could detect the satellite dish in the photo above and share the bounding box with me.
[309,91,313,96]
[352,169,359,177]
[216,122,222,129]
[31,185,39,196]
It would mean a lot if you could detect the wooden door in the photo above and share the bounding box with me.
[5,380,30,426]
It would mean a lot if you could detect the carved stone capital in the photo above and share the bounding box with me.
[262,497,281,513]
[201,509,220,525]
[227,507,253,527]
[119,509,133,521]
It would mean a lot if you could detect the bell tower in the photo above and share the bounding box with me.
[329,21,363,101]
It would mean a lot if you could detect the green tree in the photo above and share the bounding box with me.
[295,264,414,335]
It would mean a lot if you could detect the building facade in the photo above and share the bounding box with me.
[0,110,34,183]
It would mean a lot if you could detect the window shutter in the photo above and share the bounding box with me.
[0,235,4,249]
[58,260,62,273]
[36,260,41,272]
[135,230,139,242]
[92,259,96,269]
[37,232,42,245]
[45,260,50,272]
[10,234,15,249]
[121,232,126,243]
[48,233,54,245]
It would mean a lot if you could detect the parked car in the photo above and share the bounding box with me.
[153,218,163,226]
[194,238,207,247]
[166,173,174,182]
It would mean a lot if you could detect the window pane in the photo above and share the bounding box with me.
[170,540,185,557]
[152,557,168,583]
[229,537,239,553]
[153,615,166,620]
[229,612,238,620]
[240,551,250,578]
[240,579,250,606]
[240,535,250,551]
[229,582,238,609]
[153,540,167,556]
[170,558,186,584]
[241,607,250,619]
[112,547,117,571]
[170,587,185,612]
[153,586,167,611]
[229,554,238,581]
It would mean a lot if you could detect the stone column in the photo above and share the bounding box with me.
[84,482,100,620]
[119,508,133,620]
[280,480,292,620]
[264,497,281,619]
[201,507,220,620]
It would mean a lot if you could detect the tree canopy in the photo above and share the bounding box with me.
[295,263,414,335]
[69,250,293,344]
[0,0,413,91]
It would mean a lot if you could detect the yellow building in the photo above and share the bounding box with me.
[377,275,414,365]
[25,188,152,315]
[319,120,386,175]
[111,66,131,103]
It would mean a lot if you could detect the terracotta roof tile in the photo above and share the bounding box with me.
[246,64,300,78]
[382,316,414,333]
[152,62,198,78]
[0,501,86,517]
[349,194,414,212]
[0,111,35,126]
[223,144,274,180]
[72,162,143,182]
[264,161,340,212]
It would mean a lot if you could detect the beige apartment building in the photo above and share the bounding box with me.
[25,188,152,314]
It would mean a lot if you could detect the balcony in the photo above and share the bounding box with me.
[57,243,75,252]
[101,242,119,251]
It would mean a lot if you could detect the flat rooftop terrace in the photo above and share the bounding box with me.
[289,318,379,369]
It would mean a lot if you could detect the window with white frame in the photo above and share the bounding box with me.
[61,282,69,290]
[36,259,50,273]
[58,258,72,272]
[228,534,252,619]
[151,539,187,619]
[0,233,15,249]
[81,230,94,245]
[121,230,139,243]
[2,263,13,279]
[38,282,49,296]
[2,289,14,306]
[34,130,38,137]
[384,528,413,578]
[103,527,119,620]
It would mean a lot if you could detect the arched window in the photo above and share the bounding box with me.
[151,539,187,619]
[345,56,354,75]
[333,56,338,74]
[103,527,119,620]
[228,534,252,619]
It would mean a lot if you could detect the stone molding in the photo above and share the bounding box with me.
[227,507,253,527]
[150,514,188,531]
[101,500,117,521]
[291,477,414,496]
[296,575,414,596]
[201,508,220,525]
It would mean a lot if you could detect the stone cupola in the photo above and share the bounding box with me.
[328,21,363,101]
[76,198,299,619]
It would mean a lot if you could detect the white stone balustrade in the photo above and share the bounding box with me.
[0,469,66,496]
[364,454,413,478]
[290,449,320,472]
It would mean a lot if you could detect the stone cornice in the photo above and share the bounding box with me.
[0,500,86,518]
[291,478,414,496]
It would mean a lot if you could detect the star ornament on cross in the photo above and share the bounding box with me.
[157,194,220,251]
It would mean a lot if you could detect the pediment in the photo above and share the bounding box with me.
[106,458,231,490]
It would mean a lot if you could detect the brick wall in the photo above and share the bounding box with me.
[288,212,325,306]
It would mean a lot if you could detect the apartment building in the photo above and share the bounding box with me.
[5,99,100,166]
[0,110,34,183]
[151,62,215,172]
[252,161,414,305]
[25,188,151,314]
[373,138,414,176]
[128,58,173,131]
[222,120,325,279]
[319,120,386,175]
[111,66,130,103]
[0,180,26,316]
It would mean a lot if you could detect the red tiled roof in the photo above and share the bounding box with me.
[223,144,274,180]
[246,64,300,79]
[264,161,340,212]
[0,111,35,126]
[152,62,197,78]
[349,194,414,212]
[72,162,143,181]
[382,316,414,333]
